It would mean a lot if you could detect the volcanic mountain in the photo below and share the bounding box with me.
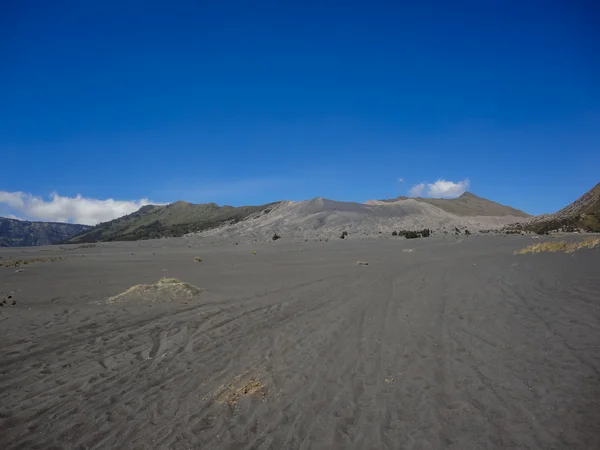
[0,217,91,247]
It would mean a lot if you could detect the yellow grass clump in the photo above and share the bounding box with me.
[515,237,600,255]
[217,377,266,406]
[107,277,202,304]
[0,256,64,268]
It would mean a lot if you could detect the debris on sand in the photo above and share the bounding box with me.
[194,256,202,262]
[357,261,369,265]
[107,278,202,304]
[515,237,600,255]
[0,292,16,307]
[217,377,266,406]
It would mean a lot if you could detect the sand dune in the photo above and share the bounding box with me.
[1,235,599,449]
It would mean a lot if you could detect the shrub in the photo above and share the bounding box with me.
[272,233,281,241]
[392,231,398,236]
[396,229,432,239]
[340,231,348,239]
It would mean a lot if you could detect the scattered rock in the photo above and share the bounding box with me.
[357,261,369,265]
[194,256,202,262]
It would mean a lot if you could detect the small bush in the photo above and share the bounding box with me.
[340,231,348,239]
[396,229,432,239]
[392,231,398,236]
[272,233,281,241]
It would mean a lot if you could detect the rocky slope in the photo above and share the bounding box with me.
[521,182,600,233]
[65,201,279,243]
[0,217,91,247]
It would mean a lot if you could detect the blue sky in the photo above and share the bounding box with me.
[1,1,599,224]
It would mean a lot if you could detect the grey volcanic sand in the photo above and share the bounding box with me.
[1,236,599,449]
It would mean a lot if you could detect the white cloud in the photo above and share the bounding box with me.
[408,183,425,197]
[0,191,156,225]
[408,179,470,198]
[398,177,404,183]
[426,179,470,198]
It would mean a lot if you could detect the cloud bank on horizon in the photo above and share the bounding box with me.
[408,179,470,198]
[0,191,155,225]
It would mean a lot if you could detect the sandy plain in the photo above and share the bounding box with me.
[1,234,599,449]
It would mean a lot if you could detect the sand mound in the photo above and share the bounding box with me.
[107,277,202,304]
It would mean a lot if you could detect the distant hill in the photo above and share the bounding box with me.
[65,193,532,244]
[523,182,600,233]
[65,201,280,243]
[371,192,531,217]
[193,196,528,242]
[0,217,91,247]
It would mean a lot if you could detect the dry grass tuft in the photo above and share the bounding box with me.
[516,237,600,255]
[0,256,64,268]
[107,277,202,304]
[218,377,266,406]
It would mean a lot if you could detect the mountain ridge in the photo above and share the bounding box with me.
[65,201,280,244]
[0,217,91,247]
[521,182,600,233]
[63,192,535,243]
[370,191,531,218]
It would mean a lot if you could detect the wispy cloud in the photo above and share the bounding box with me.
[408,183,425,197]
[0,191,157,225]
[408,179,470,198]
[398,177,405,183]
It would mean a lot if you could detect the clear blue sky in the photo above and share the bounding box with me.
[1,0,599,221]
